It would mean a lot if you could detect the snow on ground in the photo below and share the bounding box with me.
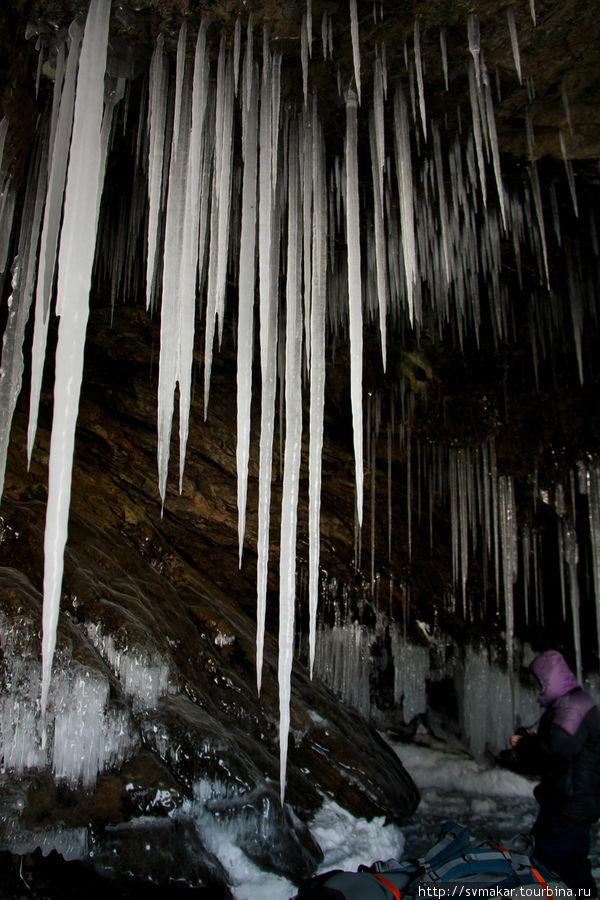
[390,738,600,883]
[219,736,600,898]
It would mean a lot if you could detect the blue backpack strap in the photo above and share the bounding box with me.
[419,822,473,869]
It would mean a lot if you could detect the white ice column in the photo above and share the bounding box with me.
[40,0,111,714]
[345,89,364,525]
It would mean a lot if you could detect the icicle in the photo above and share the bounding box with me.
[564,523,582,681]
[560,130,579,217]
[28,24,83,464]
[498,475,517,671]
[321,11,328,60]
[393,86,417,324]
[414,18,427,142]
[306,0,313,57]
[302,104,313,374]
[177,21,210,491]
[561,81,573,135]
[204,37,235,416]
[482,61,506,229]
[308,99,327,677]
[528,161,549,285]
[370,57,388,370]
[41,0,111,715]
[157,24,191,506]
[468,14,481,88]
[529,0,537,26]
[145,33,169,314]
[432,123,450,286]
[506,8,522,85]
[278,119,303,803]
[328,14,334,60]
[236,39,259,565]
[468,57,487,206]
[233,15,242,97]
[406,429,412,563]
[256,37,281,694]
[0,135,48,499]
[301,13,309,107]
[370,424,376,595]
[440,28,449,91]
[387,424,392,560]
[349,0,361,104]
[345,89,364,524]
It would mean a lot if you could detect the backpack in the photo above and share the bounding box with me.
[292,820,566,899]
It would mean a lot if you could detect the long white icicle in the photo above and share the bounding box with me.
[28,24,83,464]
[204,38,235,416]
[349,0,361,103]
[236,27,258,565]
[308,97,327,677]
[0,136,48,499]
[157,24,190,506]
[41,0,111,714]
[279,118,303,802]
[370,56,388,370]
[393,86,417,325]
[345,89,364,524]
[256,37,280,694]
[145,34,169,313]
[178,22,210,490]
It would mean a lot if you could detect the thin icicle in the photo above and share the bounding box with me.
[440,28,449,91]
[393,86,417,324]
[507,8,522,85]
[0,135,48,499]
[256,37,281,694]
[482,61,506,229]
[177,21,210,491]
[204,37,235,415]
[560,130,579,217]
[561,82,573,135]
[145,34,169,313]
[414,18,427,142]
[157,24,190,507]
[529,0,537,26]
[28,24,83,464]
[301,13,309,107]
[236,41,259,565]
[301,104,313,373]
[349,0,361,104]
[41,0,111,715]
[468,14,481,88]
[233,15,242,97]
[308,98,327,678]
[321,11,329,60]
[278,119,303,803]
[370,57,388,369]
[564,523,582,682]
[468,57,487,206]
[345,89,364,524]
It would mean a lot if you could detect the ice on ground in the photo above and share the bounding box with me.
[393,740,535,798]
[312,799,405,873]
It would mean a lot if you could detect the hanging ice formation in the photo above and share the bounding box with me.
[1,0,599,802]
[40,0,112,714]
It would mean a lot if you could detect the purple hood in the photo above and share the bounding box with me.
[531,650,579,706]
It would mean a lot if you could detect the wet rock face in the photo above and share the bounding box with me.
[0,307,419,889]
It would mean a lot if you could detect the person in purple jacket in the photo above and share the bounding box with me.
[511,649,600,896]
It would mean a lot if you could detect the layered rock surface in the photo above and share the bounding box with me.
[0,306,419,894]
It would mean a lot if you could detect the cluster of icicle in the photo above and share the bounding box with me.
[353,397,600,688]
[0,0,595,800]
